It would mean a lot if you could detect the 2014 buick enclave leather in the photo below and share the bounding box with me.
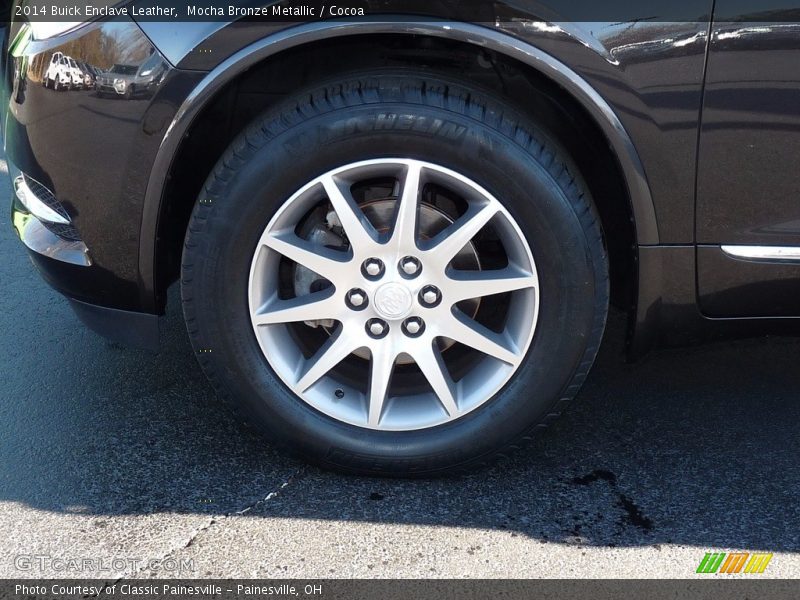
[4,2,800,475]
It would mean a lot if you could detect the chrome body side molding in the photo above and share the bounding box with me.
[721,245,800,262]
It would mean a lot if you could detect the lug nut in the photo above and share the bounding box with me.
[350,293,366,307]
[366,319,389,339]
[362,258,385,280]
[402,317,425,338]
[419,285,442,308]
[400,256,422,277]
[346,289,368,310]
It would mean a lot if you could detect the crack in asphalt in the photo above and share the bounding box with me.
[87,466,308,588]
[234,467,307,517]
[172,467,308,557]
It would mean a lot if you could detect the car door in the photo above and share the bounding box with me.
[697,3,800,317]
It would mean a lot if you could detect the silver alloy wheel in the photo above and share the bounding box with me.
[248,159,539,431]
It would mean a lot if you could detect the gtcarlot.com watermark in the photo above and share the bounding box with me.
[14,554,195,574]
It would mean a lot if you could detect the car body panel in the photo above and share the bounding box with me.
[696,2,800,317]
[4,1,800,354]
[4,18,202,310]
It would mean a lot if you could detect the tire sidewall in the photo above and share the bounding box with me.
[185,86,604,474]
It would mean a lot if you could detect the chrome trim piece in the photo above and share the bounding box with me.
[12,210,91,267]
[721,245,800,262]
[9,163,90,266]
[13,175,70,225]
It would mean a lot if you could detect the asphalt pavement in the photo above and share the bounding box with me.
[1,150,799,579]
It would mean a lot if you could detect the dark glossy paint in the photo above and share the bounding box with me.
[496,18,710,244]
[698,247,800,317]
[699,18,800,243]
[4,19,202,310]
[697,3,800,317]
[632,245,800,354]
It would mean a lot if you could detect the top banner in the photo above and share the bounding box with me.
[8,0,800,25]
[10,0,800,24]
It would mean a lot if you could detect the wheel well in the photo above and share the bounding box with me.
[157,34,636,313]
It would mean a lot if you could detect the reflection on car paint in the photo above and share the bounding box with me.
[95,53,168,99]
[3,18,186,312]
[29,23,168,101]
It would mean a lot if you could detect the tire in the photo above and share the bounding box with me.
[182,70,608,476]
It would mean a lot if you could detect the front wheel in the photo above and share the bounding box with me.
[182,71,608,475]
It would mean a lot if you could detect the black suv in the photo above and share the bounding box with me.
[4,3,800,475]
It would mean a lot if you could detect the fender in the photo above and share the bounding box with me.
[138,19,661,334]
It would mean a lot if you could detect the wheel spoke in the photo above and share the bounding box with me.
[320,174,378,255]
[296,330,358,392]
[390,161,423,250]
[412,343,458,417]
[253,290,339,326]
[367,349,397,427]
[442,313,521,366]
[447,266,537,303]
[250,159,540,431]
[425,202,499,267]
[263,231,349,281]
